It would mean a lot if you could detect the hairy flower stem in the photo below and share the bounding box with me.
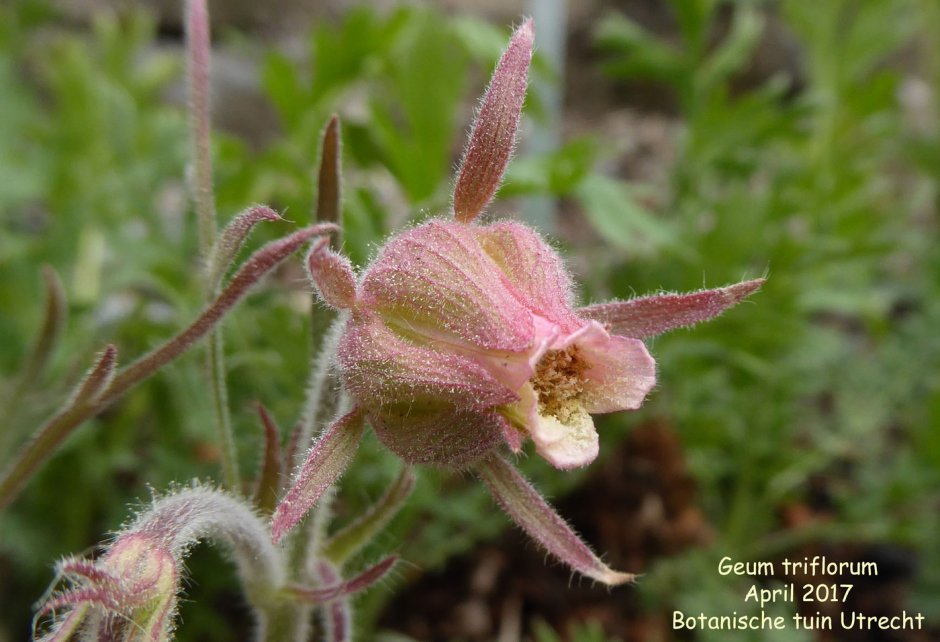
[186,0,215,257]
[0,227,333,509]
[208,331,239,490]
[311,116,342,347]
[302,115,345,462]
[133,489,285,602]
[185,0,241,492]
[257,112,346,642]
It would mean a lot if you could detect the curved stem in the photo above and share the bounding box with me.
[0,226,333,509]
[186,0,242,493]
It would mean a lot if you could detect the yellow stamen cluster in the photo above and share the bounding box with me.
[531,346,588,423]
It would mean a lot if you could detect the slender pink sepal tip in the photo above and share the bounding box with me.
[290,555,398,603]
[208,205,282,287]
[271,409,366,544]
[453,19,534,223]
[476,454,634,586]
[72,344,118,404]
[579,278,765,339]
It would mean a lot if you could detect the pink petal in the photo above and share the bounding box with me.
[529,409,599,470]
[475,453,634,585]
[579,278,765,339]
[512,381,599,469]
[529,412,600,470]
[574,321,657,414]
[369,403,507,467]
[272,409,366,543]
[453,20,534,223]
[475,221,581,333]
[338,312,518,411]
[306,238,357,309]
[360,220,534,351]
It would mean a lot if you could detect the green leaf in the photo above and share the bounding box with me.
[575,174,684,258]
[696,4,765,97]
[261,51,308,130]
[595,13,685,81]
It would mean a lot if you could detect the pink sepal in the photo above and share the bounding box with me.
[289,556,397,604]
[338,312,517,411]
[360,220,535,351]
[475,453,634,585]
[476,222,581,333]
[453,20,534,223]
[369,404,506,467]
[272,408,366,543]
[579,278,765,339]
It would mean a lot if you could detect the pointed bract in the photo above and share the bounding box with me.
[71,344,118,406]
[316,115,342,227]
[475,454,634,586]
[453,19,534,223]
[272,409,366,543]
[254,402,284,514]
[289,556,397,603]
[579,278,765,339]
[207,205,282,290]
[18,266,67,393]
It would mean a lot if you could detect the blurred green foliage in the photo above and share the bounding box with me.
[595,0,940,635]
[1,0,939,640]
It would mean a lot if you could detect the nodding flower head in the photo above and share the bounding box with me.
[274,18,763,583]
[300,18,761,472]
[338,218,655,469]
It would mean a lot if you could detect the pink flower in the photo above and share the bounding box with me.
[339,218,657,470]
[272,19,763,585]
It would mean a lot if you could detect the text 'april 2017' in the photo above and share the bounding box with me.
[670,555,927,633]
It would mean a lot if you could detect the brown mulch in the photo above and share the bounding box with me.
[378,422,937,642]
[378,421,709,641]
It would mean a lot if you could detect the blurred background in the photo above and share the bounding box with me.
[2,0,939,640]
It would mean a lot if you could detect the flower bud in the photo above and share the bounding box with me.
[36,534,178,642]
